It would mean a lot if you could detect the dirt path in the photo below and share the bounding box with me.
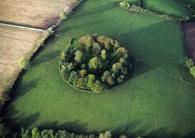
[182,21,195,60]
[0,0,81,100]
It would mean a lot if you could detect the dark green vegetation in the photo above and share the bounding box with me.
[3,0,195,138]
[186,58,195,79]
[17,128,114,138]
[59,35,133,93]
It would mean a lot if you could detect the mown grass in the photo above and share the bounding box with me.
[4,0,195,137]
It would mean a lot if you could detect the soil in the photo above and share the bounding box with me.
[0,0,79,29]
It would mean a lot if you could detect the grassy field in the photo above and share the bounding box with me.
[4,0,195,137]
[141,0,193,17]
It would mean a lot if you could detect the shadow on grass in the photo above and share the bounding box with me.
[32,50,60,67]
[8,77,40,101]
[71,0,118,18]
[39,120,87,134]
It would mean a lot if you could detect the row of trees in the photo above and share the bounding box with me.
[1,126,141,138]
[119,0,192,21]
[59,35,133,93]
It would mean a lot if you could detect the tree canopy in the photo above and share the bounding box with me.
[59,35,133,93]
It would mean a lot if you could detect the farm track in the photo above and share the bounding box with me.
[0,0,81,99]
[182,21,195,60]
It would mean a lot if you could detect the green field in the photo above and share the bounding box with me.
[4,0,195,137]
[141,0,193,17]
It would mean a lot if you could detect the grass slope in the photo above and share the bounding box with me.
[141,0,193,17]
[4,0,195,137]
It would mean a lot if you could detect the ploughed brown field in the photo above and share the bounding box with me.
[0,24,44,97]
[183,21,195,60]
[0,0,80,100]
[0,0,79,29]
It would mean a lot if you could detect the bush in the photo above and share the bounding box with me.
[190,66,195,79]
[59,35,133,93]
[19,57,31,70]
[119,1,130,9]
[185,58,195,79]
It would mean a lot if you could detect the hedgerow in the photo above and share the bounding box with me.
[59,35,134,93]
[119,1,192,21]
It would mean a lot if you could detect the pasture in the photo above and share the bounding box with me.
[2,0,195,137]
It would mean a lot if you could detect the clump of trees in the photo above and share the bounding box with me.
[186,58,195,79]
[59,35,133,93]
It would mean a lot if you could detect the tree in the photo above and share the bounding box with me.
[87,74,96,89]
[121,67,128,75]
[186,58,194,68]
[80,69,87,77]
[32,128,41,138]
[115,47,128,58]
[119,58,126,65]
[99,131,112,138]
[119,1,130,9]
[88,57,101,70]
[19,57,30,70]
[113,40,120,50]
[106,76,115,86]
[101,49,107,60]
[111,63,122,74]
[76,78,88,89]
[101,71,111,82]
[92,80,104,93]
[190,66,195,79]
[68,71,78,85]
[74,50,83,63]
[67,63,74,71]
[96,35,114,48]
[40,130,54,138]
[101,71,115,86]
[60,51,66,61]
[116,75,125,83]
[79,35,94,47]
[92,42,102,55]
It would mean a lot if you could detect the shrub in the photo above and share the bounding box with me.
[19,57,30,70]
[59,35,133,93]
[88,57,101,70]
[75,50,83,63]
[99,131,112,138]
[59,11,68,20]
[185,58,194,68]
[185,58,195,79]
[119,1,130,9]
[190,66,195,79]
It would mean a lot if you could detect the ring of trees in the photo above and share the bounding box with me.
[59,35,134,93]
